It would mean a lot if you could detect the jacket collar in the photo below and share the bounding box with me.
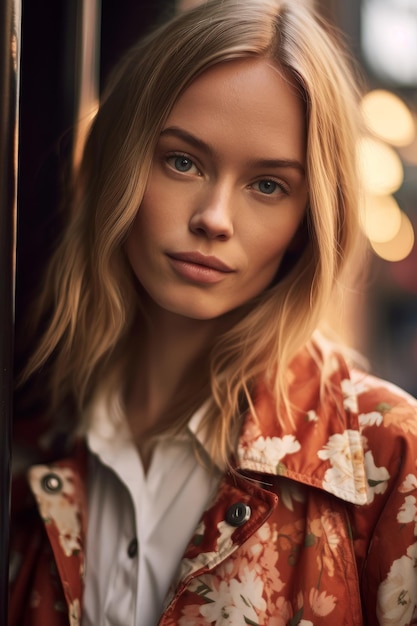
[25,339,369,515]
[25,444,88,612]
[236,338,368,506]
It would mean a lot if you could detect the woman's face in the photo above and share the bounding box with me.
[126,57,308,320]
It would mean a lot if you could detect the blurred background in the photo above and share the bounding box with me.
[317,0,417,397]
[12,0,417,396]
[2,0,416,612]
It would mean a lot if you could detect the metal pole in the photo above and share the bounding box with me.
[0,0,21,621]
[72,0,101,170]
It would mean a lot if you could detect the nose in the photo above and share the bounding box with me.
[189,182,234,241]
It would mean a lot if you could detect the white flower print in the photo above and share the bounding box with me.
[178,605,211,626]
[199,567,266,625]
[341,379,359,413]
[377,542,417,625]
[248,435,301,470]
[364,450,390,503]
[306,410,319,423]
[397,495,417,534]
[318,430,367,500]
[399,473,417,493]
[198,580,233,624]
[318,431,358,463]
[309,588,337,616]
[359,411,384,428]
[230,568,267,612]
[28,466,82,557]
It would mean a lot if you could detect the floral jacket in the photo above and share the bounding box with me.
[8,341,417,626]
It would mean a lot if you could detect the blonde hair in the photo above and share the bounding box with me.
[22,0,364,465]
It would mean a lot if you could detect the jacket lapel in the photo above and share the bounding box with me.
[168,341,368,608]
[163,470,278,613]
[26,445,88,624]
[237,343,368,506]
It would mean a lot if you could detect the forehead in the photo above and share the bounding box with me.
[163,57,306,164]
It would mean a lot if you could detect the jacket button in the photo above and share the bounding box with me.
[41,473,63,493]
[225,502,251,527]
[127,538,138,558]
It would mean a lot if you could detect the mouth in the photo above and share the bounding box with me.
[167,251,234,273]
[166,251,235,284]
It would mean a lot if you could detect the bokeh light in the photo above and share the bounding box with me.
[361,0,417,86]
[357,136,404,195]
[361,90,415,147]
[370,211,415,261]
[361,194,402,242]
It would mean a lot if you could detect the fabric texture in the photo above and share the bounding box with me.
[8,339,417,625]
[83,409,222,626]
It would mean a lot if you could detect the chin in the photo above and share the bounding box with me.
[151,294,238,321]
[166,304,230,321]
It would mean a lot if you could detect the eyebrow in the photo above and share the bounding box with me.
[159,126,305,175]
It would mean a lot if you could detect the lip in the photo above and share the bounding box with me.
[167,252,234,272]
[167,251,235,284]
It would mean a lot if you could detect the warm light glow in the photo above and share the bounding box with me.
[370,211,415,261]
[361,194,402,242]
[361,0,417,86]
[73,103,99,171]
[357,137,404,194]
[361,90,415,147]
[398,114,417,166]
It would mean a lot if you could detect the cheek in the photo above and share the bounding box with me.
[127,193,166,248]
[136,185,184,236]
[247,218,304,270]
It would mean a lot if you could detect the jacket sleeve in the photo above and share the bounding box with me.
[353,373,417,626]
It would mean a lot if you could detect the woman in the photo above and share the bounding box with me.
[10,0,417,624]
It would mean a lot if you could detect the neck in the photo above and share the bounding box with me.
[125,301,237,436]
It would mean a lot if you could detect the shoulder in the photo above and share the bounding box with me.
[351,368,417,433]
[348,368,417,466]
[309,335,417,492]
[344,373,417,623]
[311,333,417,441]
[312,342,417,622]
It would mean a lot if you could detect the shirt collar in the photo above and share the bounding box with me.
[85,394,223,470]
[85,335,369,505]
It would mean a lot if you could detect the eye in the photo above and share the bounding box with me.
[167,155,199,174]
[254,179,287,196]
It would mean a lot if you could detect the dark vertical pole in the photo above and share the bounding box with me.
[72,0,102,170]
[0,0,21,622]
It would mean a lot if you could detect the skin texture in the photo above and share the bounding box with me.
[124,58,309,442]
[126,57,308,323]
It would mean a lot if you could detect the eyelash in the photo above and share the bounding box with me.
[251,179,289,197]
[165,153,201,175]
[164,152,290,196]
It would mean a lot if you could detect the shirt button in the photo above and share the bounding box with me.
[225,502,251,527]
[127,538,138,558]
[41,473,63,494]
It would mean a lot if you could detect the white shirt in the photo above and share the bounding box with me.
[82,401,221,626]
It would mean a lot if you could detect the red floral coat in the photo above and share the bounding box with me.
[8,341,417,625]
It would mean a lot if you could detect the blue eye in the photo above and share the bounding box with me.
[173,156,194,172]
[258,180,279,195]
